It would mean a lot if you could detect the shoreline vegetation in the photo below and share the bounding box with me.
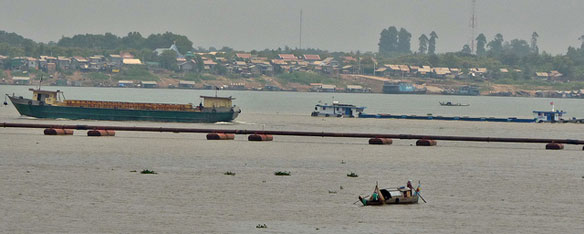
[2,29,584,98]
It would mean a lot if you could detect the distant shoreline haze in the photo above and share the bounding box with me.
[1,0,583,55]
[3,27,584,95]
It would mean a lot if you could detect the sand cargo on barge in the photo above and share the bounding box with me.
[6,89,241,123]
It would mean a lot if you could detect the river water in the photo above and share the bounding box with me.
[0,85,583,233]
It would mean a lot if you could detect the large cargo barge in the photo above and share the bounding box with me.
[6,89,241,123]
[358,105,570,123]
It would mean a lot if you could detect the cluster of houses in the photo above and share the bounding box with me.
[376,65,563,81]
[174,52,352,77]
[173,51,565,82]
[0,44,565,82]
[376,65,486,79]
[534,71,564,81]
[0,44,567,92]
[535,89,584,98]
[0,52,142,74]
[308,83,370,93]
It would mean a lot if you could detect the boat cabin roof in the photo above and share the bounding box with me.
[29,88,62,95]
[380,187,411,192]
[315,103,365,109]
[200,95,235,100]
[533,110,566,114]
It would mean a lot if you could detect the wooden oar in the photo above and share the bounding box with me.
[354,195,370,205]
[418,192,427,203]
[416,180,427,203]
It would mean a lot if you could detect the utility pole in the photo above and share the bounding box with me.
[299,9,303,50]
[470,0,477,54]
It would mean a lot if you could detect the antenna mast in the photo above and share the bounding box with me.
[470,0,477,54]
[299,9,303,50]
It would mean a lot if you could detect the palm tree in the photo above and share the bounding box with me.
[531,32,539,54]
[476,33,487,56]
[418,34,429,54]
[428,31,438,54]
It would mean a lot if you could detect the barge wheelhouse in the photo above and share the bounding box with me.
[311,101,365,118]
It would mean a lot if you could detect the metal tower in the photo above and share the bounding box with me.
[470,0,477,53]
[299,9,303,50]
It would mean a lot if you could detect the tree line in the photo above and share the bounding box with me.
[56,32,193,54]
[4,28,584,82]
[378,26,438,56]
[0,30,192,58]
[377,26,584,81]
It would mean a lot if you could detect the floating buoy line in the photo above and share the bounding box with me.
[1,122,583,150]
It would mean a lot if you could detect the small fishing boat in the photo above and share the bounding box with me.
[439,101,469,106]
[311,101,365,118]
[358,181,425,206]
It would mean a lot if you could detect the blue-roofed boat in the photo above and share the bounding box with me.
[533,110,566,123]
[311,101,365,118]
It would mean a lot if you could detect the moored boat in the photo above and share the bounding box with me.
[439,101,470,106]
[382,82,426,94]
[7,89,241,123]
[533,102,570,123]
[311,101,365,118]
[358,181,424,206]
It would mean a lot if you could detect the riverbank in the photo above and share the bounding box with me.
[3,70,584,98]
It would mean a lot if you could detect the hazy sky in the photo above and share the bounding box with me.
[1,0,583,54]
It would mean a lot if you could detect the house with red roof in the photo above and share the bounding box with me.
[236,53,252,60]
[278,54,297,61]
[303,54,321,61]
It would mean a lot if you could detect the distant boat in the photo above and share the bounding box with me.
[533,103,567,123]
[382,82,426,94]
[439,101,469,106]
[311,101,365,118]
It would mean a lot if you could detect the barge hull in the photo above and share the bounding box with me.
[9,97,237,123]
[358,113,535,123]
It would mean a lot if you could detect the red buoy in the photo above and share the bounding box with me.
[44,128,74,135]
[545,143,564,150]
[368,138,393,145]
[207,133,235,140]
[87,129,115,136]
[248,134,273,141]
[416,139,437,146]
[105,130,115,136]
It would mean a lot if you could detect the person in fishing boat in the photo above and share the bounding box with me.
[358,192,378,205]
[359,185,382,205]
[371,191,379,201]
